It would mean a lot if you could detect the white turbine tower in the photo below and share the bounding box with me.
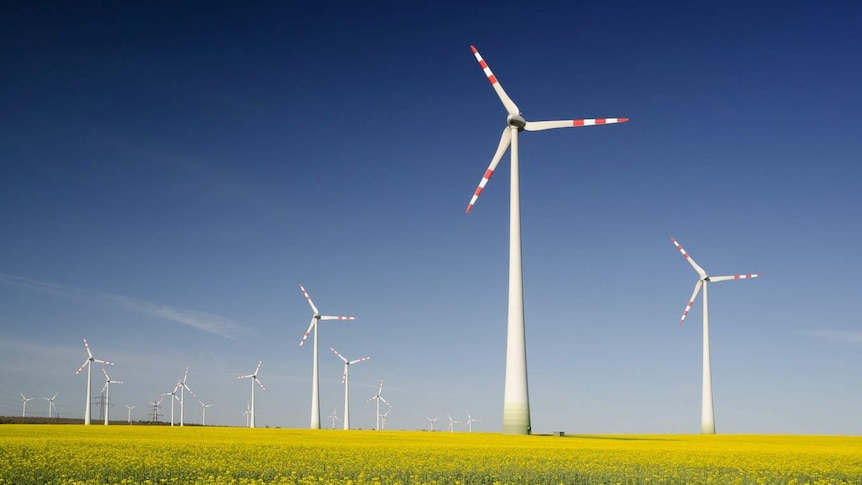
[101,368,123,426]
[74,338,113,425]
[464,45,629,435]
[297,284,357,430]
[425,416,438,431]
[199,400,214,426]
[672,237,760,434]
[328,407,340,430]
[125,405,135,424]
[446,413,461,432]
[20,393,33,417]
[331,347,370,430]
[465,410,480,432]
[161,383,181,426]
[44,392,58,418]
[237,361,265,428]
[367,380,388,431]
[176,366,196,427]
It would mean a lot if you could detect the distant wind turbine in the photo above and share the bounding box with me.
[74,338,113,425]
[237,361,265,428]
[328,407,340,430]
[44,392,58,418]
[161,383,181,426]
[464,45,629,435]
[125,405,135,425]
[20,393,33,417]
[297,284,357,429]
[367,380,388,431]
[101,368,123,426]
[242,400,251,427]
[425,416,438,431]
[148,397,164,422]
[446,413,461,433]
[177,366,196,427]
[331,347,370,430]
[198,400,214,426]
[380,405,392,430]
[465,410,480,432]
[672,237,760,434]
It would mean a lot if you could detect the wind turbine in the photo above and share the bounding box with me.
[446,413,461,432]
[465,410,480,432]
[148,397,164,422]
[44,392,58,418]
[367,380,388,431]
[101,368,123,425]
[242,400,251,427]
[425,416,438,431]
[237,360,265,428]
[125,405,135,424]
[198,400,214,426]
[328,407,340,430]
[297,284,357,429]
[464,45,629,435]
[331,347,370,430]
[177,366,196,427]
[380,404,392,430]
[161,383,181,426]
[672,237,760,434]
[74,338,113,425]
[20,393,33,417]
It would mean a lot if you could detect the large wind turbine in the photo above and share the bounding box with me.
[101,368,123,425]
[74,338,113,425]
[161,383,181,426]
[20,393,33,417]
[331,347,370,430]
[425,416,438,431]
[177,366,196,427]
[464,45,629,435]
[367,380,388,431]
[297,284,357,429]
[237,360,265,428]
[44,392,58,418]
[672,237,760,434]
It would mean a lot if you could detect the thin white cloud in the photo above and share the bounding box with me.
[793,329,862,346]
[0,272,252,340]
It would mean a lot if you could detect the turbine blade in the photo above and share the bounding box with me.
[114,380,124,385]
[378,380,384,394]
[183,366,189,383]
[709,274,761,282]
[330,347,348,363]
[680,280,704,325]
[74,360,89,375]
[671,238,708,277]
[254,360,262,376]
[83,338,93,358]
[183,384,196,398]
[524,118,630,131]
[299,284,320,315]
[348,356,370,365]
[93,359,114,366]
[298,317,316,347]
[466,127,511,214]
[320,315,357,321]
[470,45,520,115]
[255,377,266,391]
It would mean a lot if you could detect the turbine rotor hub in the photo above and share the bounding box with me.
[507,114,526,131]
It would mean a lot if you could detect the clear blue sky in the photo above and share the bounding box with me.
[1,1,860,434]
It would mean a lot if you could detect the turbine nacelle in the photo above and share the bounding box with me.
[507,114,527,130]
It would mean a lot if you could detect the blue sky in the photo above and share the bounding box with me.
[1,1,860,434]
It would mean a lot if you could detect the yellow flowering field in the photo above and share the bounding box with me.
[1,425,860,484]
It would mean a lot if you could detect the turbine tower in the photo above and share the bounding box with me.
[237,360,265,428]
[74,338,113,425]
[331,347,370,430]
[20,393,33,417]
[297,284,357,429]
[44,392,58,418]
[672,237,760,434]
[101,368,123,425]
[464,45,629,435]
[367,380,388,431]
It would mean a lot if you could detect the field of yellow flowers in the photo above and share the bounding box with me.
[1,425,860,484]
